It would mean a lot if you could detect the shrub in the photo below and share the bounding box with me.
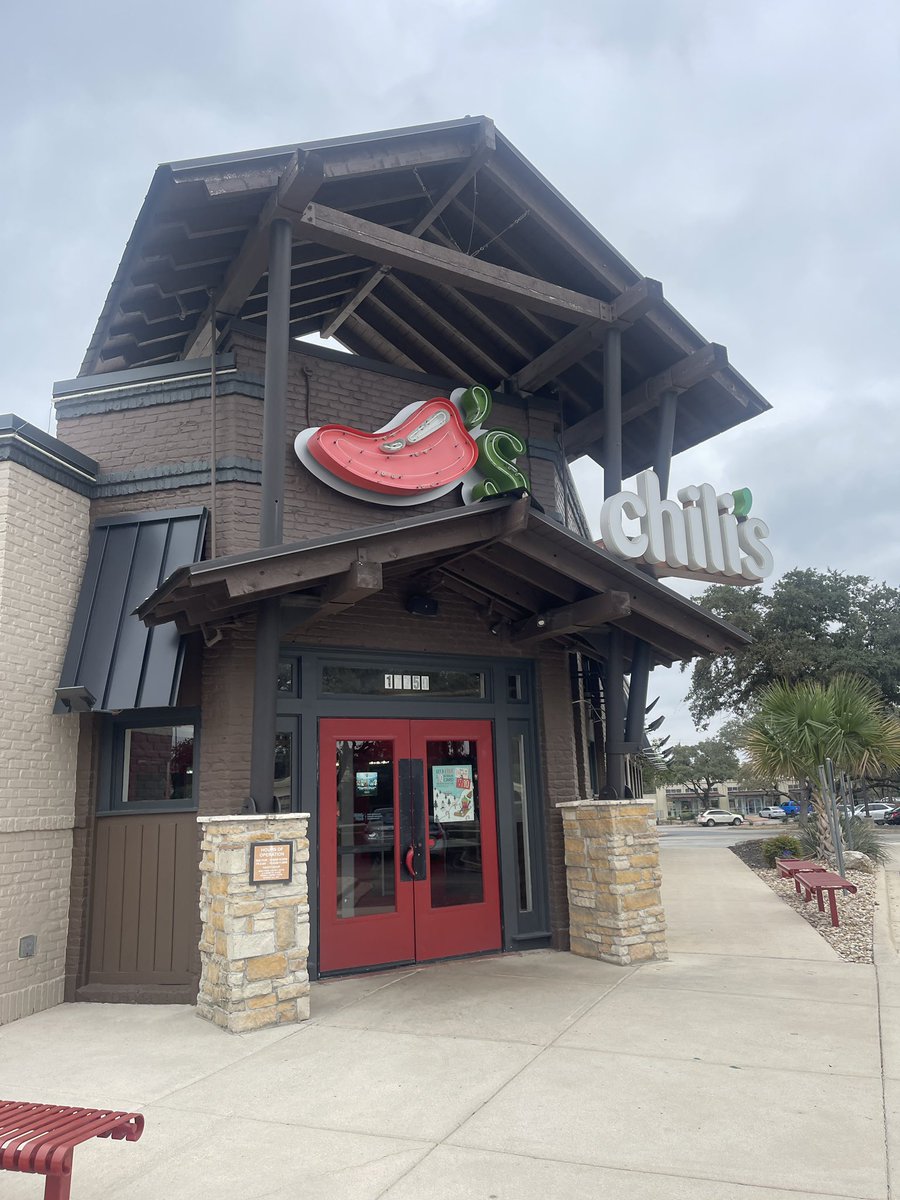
[799,813,890,865]
[841,814,891,863]
[761,834,803,867]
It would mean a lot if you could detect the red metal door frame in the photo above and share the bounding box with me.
[318,719,415,973]
[409,720,502,962]
[318,718,502,973]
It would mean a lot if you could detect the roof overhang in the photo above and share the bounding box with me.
[136,499,750,667]
[76,116,770,477]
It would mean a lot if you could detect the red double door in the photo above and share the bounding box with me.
[319,719,502,973]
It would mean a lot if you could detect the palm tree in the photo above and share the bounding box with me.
[743,674,900,862]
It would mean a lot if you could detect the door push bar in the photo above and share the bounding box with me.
[399,758,427,881]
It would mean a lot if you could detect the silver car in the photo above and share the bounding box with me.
[697,809,744,827]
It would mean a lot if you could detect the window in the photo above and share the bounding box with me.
[106,710,199,811]
[321,665,485,698]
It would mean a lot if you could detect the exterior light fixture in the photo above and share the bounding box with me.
[55,685,97,713]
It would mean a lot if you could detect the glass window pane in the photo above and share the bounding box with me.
[335,740,397,919]
[277,660,294,693]
[122,725,194,804]
[510,732,533,912]
[322,666,484,698]
[426,739,484,909]
[274,732,292,812]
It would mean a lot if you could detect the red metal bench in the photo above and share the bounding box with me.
[794,869,858,927]
[0,1101,144,1199]
[775,859,822,891]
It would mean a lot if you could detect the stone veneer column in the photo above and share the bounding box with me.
[558,799,668,965]
[197,813,311,1032]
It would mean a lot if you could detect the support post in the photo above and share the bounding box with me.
[248,217,293,813]
[605,627,625,797]
[654,387,678,498]
[259,218,292,547]
[624,639,652,748]
[603,327,622,498]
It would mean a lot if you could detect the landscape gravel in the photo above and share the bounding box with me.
[731,842,875,962]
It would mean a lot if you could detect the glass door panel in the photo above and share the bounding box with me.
[426,739,484,909]
[335,738,397,919]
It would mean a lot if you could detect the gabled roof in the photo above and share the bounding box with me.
[136,498,750,666]
[80,116,769,475]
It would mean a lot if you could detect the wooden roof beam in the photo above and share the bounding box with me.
[362,292,477,381]
[183,149,325,358]
[510,591,631,643]
[282,561,383,633]
[294,203,611,324]
[564,343,729,456]
[321,126,496,338]
[511,279,663,393]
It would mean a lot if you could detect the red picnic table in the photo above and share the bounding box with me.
[0,1101,144,1199]
[775,859,822,892]
[794,869,857,927]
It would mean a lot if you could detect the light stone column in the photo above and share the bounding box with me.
[197,813,311,1033]
[558,798,668,965]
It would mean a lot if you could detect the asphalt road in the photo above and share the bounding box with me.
[660,822,900,849]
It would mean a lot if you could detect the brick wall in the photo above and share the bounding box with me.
[0,459,91,1023]
[57,331,575,557]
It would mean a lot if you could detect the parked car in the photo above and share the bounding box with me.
[758,806,789,819]
[852,801,896,825]
[697,809,744,827]
[883,806,900,826]
[781,801,800,816]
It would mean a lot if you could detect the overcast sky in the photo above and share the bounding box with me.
[3,0,898,742]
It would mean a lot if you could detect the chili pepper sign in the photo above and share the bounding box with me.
[294,385,530,507]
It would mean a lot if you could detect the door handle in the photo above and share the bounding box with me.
[405,846,418,879]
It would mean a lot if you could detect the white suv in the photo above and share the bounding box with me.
[697,809,744,827]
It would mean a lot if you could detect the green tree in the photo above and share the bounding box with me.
[660,734,741,804]
[744,674,900,860]
[687,569,900,728]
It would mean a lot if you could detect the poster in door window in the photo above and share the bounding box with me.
[432,765,475,822]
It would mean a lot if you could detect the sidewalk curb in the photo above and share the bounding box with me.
[874,865,900,966]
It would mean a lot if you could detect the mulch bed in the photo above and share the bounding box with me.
[730,841,875,963]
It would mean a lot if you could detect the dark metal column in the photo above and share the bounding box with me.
[603,327,622,498]
[605,628,625,797]
[603,325,626,793]
[248,216,293,812]
[653,387,678,498]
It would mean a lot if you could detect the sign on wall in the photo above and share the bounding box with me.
[294,385,529,507]
[598,469,773,584]
[249,841,293,884]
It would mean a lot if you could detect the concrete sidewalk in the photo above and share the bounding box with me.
[1,844,895,1199]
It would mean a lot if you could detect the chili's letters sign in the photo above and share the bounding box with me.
[294,385,529,507]
[599,469,773,584]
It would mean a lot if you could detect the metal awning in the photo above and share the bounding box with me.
[136,499,749,667]
[55,507,207,714]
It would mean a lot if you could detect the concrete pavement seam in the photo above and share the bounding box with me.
[368,965,640,1200]
[399,1140,881,1200]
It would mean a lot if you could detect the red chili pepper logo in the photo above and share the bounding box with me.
[307,398,478,496]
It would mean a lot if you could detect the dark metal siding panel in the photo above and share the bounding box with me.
[78,523,141,709]
[57,507,207,713]
[54,527,109,713]
[104,518,174,711]
[137,513,207,708]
